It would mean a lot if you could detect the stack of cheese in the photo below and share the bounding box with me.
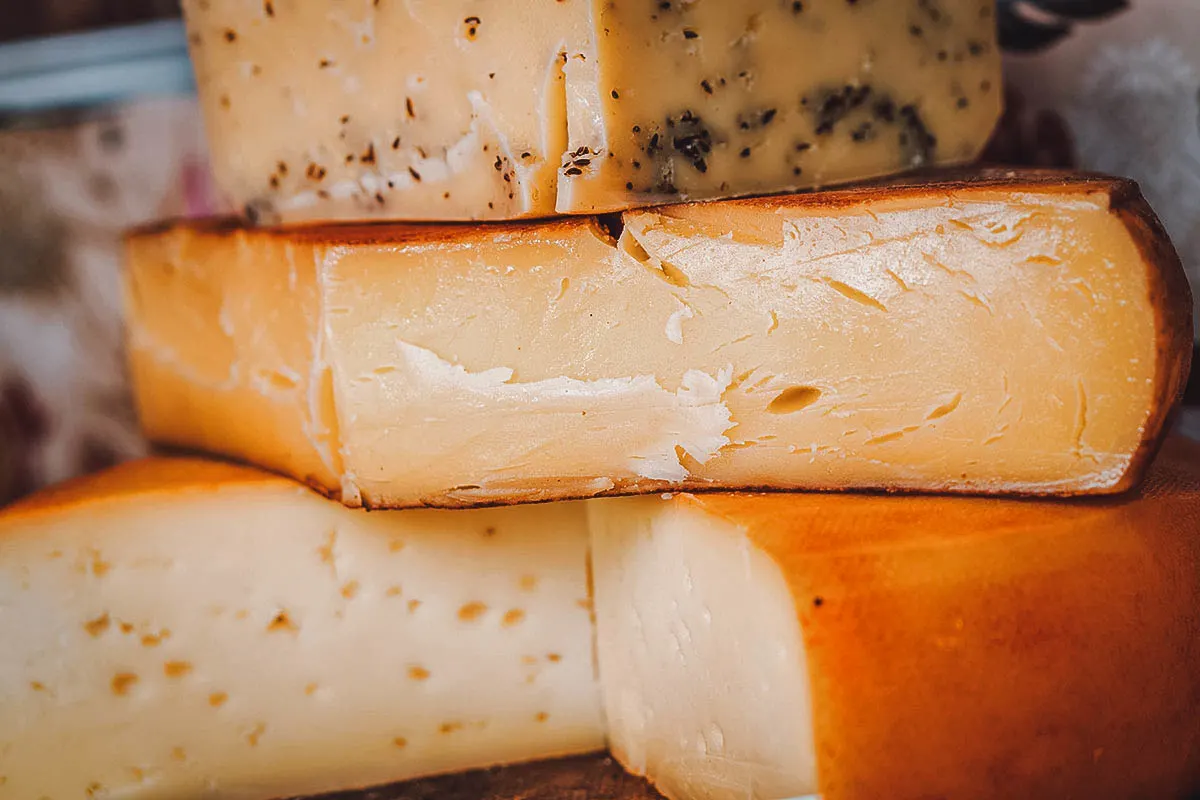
[3,3,1199,800]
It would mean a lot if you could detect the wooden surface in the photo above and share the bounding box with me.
[288,755,663,800]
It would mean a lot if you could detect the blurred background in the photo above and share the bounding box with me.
[0,0,1196,505]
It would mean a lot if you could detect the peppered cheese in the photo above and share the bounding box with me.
[182,0,1002,222]
[0,459,601,800]
[589,436,1200,800]
[125,171,1191,507]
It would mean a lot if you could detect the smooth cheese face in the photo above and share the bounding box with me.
[182,0,1001,222]
[590,436,1200,800]
[126,173,1191,507]
[0,460,601,800]
[588,498,818,800]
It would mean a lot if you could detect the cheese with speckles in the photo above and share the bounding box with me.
[124,172,1191,507]
[182,0,1002,222]
[0,459,601,800]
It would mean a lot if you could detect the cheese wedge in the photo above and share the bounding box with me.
[0,459,601,800]
[126,171,1192,507]
[589,436,1200,800]
[182,0,1001,222]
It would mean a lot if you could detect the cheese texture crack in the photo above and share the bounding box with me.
[182,0,1001,222]
[4,443,1200,799]
[126,172,1192,507]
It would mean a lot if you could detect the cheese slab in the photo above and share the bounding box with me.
[589,436,1200,800]
[0,459,602,800]
[182,0,1001,222]
[125,171,1192,507]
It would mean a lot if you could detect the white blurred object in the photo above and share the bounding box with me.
[1005,2,1200,335]
[0,23,221,504]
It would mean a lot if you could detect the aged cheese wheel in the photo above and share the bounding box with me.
[0,459,601,800]
[181,0,1001,222]
[590,436,1200,800]
[125,171,1191,507]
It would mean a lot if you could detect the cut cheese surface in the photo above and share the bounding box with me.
[0,459,601,800]
[182,0,1001,222]
[126,171,1192,507]
[589,436,1200,800]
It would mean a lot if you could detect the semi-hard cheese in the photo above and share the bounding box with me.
[589,436,1200,800]
[182,0,1002,222]
[125,171,1192,506]
[0,459,601,800]
[6,444,1200,800]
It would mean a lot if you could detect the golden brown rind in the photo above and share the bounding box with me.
[689,436,1200,800]
[1107,181,1194,493]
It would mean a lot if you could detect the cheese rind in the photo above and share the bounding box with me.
[126,172,1191,507]
[0,459,602,800]
[589,436,1200,800]
[182,0,1001,222]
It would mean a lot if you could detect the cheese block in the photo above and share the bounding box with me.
[0,459,602,800]
[181,0,1002,222]
[589,435,1200,800]
[125,171,1192,507]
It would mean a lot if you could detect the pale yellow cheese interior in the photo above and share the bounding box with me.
[127,183,1166,507]
[182,0,1000,221]
[588,497,817,800]
[0,464,601,800]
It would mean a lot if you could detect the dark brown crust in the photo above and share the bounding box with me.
[658,166,1133,214]
[279,754,661,800]
[1106,180,1194,492]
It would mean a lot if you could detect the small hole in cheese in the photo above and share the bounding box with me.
[408,666,430,681]
[458,602,488,621]
[245,723,266,747]
[767,386,822,414]
[268,611,298,632]
[535,712,549,723]
[111,673,138,696]
[209,692,228,707]
[84,613,111,637]
[393,737,408,748]
[502,609,526,627]
[926,392,963,420]
[164,661,193,678]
